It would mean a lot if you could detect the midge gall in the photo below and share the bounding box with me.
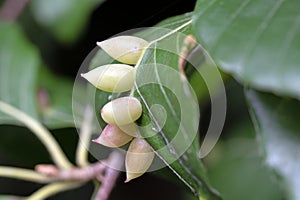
[97,35,149,64]
[81,64,135,93]
[100,97,142,126]
[92,124,133,148]
[125,138,155,182]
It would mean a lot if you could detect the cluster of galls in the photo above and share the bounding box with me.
[81,36,154,182]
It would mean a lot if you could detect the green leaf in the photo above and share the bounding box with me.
[29,0,104,44]
[0,22,82,128]
[205,104,285,200]
[0,22,40,123]
[36,67,86,129]
[37,66,84,129]
[246,90,300,200]
[132,17,220,199]
[208,139,285,200]
[192,0,300,99]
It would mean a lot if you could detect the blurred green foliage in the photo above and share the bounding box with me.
[30,0,104,44]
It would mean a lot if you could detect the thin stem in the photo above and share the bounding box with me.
[0,101,73,169]
[94,151,123,200]
[26,181,82,200]
[0,166,54,183]
[136,19,192,69]
[130,19,192,96]
[150,20,192,44]
[42,162,106,182]
[76,105,94,167]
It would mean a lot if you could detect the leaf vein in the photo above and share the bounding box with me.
[152,43,203,187]
[159,16,191,29]
[210,0,252,51]
[195,0,218,19]
[242,0,285,77]
[278,4,300,68]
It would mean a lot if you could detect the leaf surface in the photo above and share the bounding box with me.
[30,0,104,44]
[193,0,300,99]
[0,23,82,128]
[246,90,300,200]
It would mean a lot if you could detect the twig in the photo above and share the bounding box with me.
[0,166,54,183]
[35,161,107,182]
[26,181,82,200]
[0,0,29,22]
[94,151,123,200]
[150,20,192,44]
[76,105,94,167]
[0,101,73,169]
[33,151,123,200]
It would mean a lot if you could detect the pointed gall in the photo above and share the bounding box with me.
[92,124,133,148]
[101,97,142,126]
[97,36,148,64]
[81,64,135,93]
[125,138,155,182]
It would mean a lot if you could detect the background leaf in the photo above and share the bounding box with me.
[202,81,286,200]
[29,0,104,44]
[37,66,83,129]
[246,90,300,200]
[0,22,39,123]
[205,110,285,200]
[192,0,300,99]
[0,22,82,128]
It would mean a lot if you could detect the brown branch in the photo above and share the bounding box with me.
[94,151,123,200]
[0,0,29,22]
[35,151,124,200]
[35,161,107,182]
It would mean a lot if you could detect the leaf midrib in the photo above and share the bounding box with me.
[134,83,203,193]
[152,43,203,185]
[134,47,204,195]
